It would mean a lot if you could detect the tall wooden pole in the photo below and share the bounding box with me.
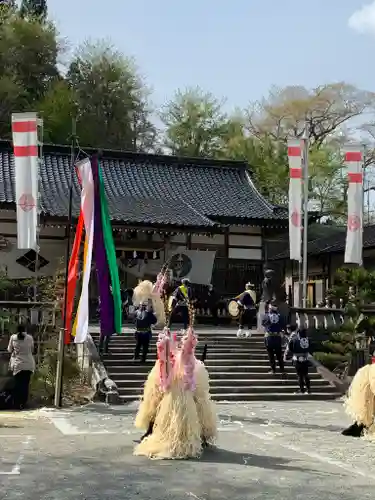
[54,118,77,407]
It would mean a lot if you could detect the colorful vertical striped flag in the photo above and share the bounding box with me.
[344,146,364,265]
[72,158,95,343]
[287,139,303,262]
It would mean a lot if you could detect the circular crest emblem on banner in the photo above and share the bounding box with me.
[169,253,192,278]
[291,210,300,227]
[348,215,361,232]
[18,194,36,212]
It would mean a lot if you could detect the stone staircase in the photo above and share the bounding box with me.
[90,327,341,402]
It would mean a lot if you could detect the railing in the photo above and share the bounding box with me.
[289,307,345,330]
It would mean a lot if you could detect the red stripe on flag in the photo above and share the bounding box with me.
[290,168,302,179]
[345,151,362,162]
[348,172,363,183]
[13,145,38,157]
[12,121,37,133]
[288,146,301,157]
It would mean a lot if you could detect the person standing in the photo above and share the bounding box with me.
[284,328,311,394]
[7,325,35,410]
[236,283,257,338]
[262,303,286,376]
[133,300,157,363]
[206,284,218,326]
[168,278,193,333]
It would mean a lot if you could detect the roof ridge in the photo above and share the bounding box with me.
[179,199,220,227]
[0,139,248,171]
[244,170,277,216]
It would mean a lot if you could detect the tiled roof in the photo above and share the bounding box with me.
[0,141,287,228]
[272,225,375,260]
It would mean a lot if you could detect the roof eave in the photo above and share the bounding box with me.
[211,215,288,228]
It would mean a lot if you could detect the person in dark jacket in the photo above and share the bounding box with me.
[133,300,157,363]
[206,284,219,326]
[262,303,286,376]
[284,328,311,394]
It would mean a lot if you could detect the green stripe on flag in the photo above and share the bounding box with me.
[98,160,122,333]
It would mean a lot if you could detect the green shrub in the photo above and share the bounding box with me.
[314,351,350,371]
[30,349,80,405]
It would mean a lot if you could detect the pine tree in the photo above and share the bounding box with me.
[315,267,375,373]
[20,0,47,20]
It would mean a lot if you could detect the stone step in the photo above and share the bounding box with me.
[116,383,335,395]
[103,345,270,353]
[94,338,268,346]
[114,378,331,388]
[103,363,314,374]
[101,352,279,360]
[119,392,340,402]
[104,366,324,383]
[91,332,263,340]
[102,352,272,360]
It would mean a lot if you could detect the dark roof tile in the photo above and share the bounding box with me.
[0,142,286,227]
[272,225,375,259]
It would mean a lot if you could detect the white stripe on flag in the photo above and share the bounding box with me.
[11,112,39,250]
[344,146,363,265]
[74,158,95,344]
[287,139,302,262]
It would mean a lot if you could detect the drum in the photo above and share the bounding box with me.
[228,300,240,319]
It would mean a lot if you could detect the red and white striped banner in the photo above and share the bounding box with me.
[344,146,364,265]
[287,139,303,261]
[11,112,39,250]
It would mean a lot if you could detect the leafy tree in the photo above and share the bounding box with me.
[0,11,59,138]
[38,80,77,144]
[20,0,47,21]
[161,87,230,157]
[307,145,347,220]
[220,115,346,211]
[245,83,374,146]
[66,41,157,152]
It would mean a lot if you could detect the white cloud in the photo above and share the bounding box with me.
[348,1,375,36]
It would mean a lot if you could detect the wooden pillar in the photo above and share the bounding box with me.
[224,228,229,258]
[186,233,191,250]
[261,227,266,264]
[327,254,332,292]
[224,227,229,290]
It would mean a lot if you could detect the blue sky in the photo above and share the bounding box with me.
[47,0,375,112]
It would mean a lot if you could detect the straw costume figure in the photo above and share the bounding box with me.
[342,363,375,438]
[133,267,217,459]
[133,279,166,327]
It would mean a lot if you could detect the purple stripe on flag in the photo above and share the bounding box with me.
[91,156,115,337]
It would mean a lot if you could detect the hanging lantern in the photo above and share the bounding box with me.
[153,251,157,259]
[133,250,137,258]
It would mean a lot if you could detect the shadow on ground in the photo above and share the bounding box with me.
[217,412,344,433]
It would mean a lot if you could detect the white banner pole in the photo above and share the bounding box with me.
[344,146,364,265]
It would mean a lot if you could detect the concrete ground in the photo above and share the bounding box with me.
[1,400,375,500]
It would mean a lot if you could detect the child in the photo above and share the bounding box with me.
[133,300,157,363]
[284,328,311,394]
[283,325,298,348]
[286,324,298,339]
